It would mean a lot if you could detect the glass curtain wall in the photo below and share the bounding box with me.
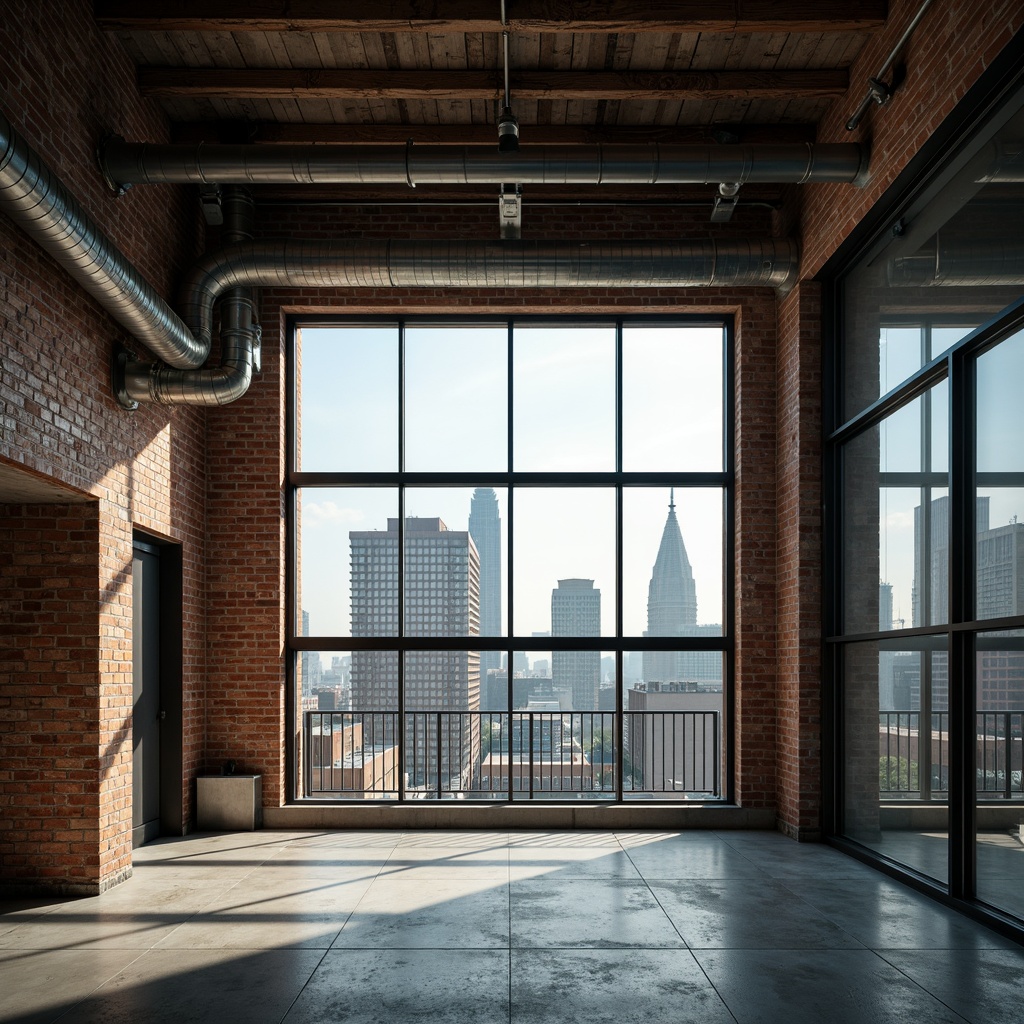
[829,76,1024,933]
[290,318,732,803]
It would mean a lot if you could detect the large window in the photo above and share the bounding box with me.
[289,318,732,803]
[828,68,1024,932]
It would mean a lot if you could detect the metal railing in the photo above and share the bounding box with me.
[304,709,720,801]
[879,710,1023,800]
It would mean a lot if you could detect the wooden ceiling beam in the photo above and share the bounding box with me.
[95,0,888,33]
[170,121,819,145]
[139,68,848,101]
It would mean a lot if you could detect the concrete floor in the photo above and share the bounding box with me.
[2,829,1023,1023]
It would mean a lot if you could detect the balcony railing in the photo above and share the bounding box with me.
[879,710,1023,800]
[304,709,720,801]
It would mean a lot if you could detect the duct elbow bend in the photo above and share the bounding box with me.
[114,335,254,408]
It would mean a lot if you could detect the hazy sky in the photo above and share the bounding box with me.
[296,322,726,639]
[876,325,1024,627]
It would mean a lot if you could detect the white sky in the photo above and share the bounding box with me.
[296,322,725,638]
[875,325,1024,627]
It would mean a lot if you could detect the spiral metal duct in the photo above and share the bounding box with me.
[4,107,806,408]
[169,236,797,343]
[118,187,258,406]
[888,234,1024,287]
[100,140,868,189]
[0,111,202,369]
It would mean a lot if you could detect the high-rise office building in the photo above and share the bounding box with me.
[469,488,502,681]
[300,609,321,698]
[349,517,481,787]
[551,578,600,710]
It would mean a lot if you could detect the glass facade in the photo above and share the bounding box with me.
[290,318,732,802]
[829,76,1024,932]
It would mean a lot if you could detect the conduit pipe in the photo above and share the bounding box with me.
[116,235,797,403]
[117,187,259,406]
[0,111,202,369]
[100,141,869,189]
[887,235,1024,287]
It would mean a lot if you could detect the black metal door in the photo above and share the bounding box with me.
[133,542,162,846]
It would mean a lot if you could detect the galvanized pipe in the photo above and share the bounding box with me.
[120,187,257,405]
[99,141,869,188]
[170,239,799,340]
[887,234,1024,287]
[0,111,204,369]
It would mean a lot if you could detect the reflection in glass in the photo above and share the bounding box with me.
[405,326,507,472]
[975,630,1024,919]
[298,487,397,638]
[842,384,948,635]
[513,488,615,637]
[844,639,948,884]
[976,331,1024,621]
[623,488,723,639]
[296,325,397,471]
[622,324,724,471]
[879,325,924,398]
[513,325,615,471]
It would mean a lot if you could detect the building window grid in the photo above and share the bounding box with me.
[291,315,734,803]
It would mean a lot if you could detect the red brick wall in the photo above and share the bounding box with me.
[803,0,1024,277]
[0,505,106,891]
[775,282,823,838]
[0,0,207,891]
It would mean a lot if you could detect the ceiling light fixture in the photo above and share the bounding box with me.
[498,0,519,152]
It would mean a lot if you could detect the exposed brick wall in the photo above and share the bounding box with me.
[732,296,779,810]
[0,504,109,892]
[0,0,207,891]
[802,0,1024,278]
[775,282,823,839]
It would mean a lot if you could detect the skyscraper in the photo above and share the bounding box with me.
[643,490,697,684]
[551,578,601,710]
[349,517,481,788]
[469,488,502,681]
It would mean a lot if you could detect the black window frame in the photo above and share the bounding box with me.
[285,313,736,805]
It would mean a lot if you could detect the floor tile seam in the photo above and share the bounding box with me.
[606,866,691,950]
[273,946,334,1024]
[859,948,975,1023]
[45,945,154,1024]
[742,877,876,950]
[639,877,874,952]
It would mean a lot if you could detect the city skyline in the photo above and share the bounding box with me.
[296,321,727,641]
[299,484,723,641]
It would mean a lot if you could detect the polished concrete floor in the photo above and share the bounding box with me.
[2,829,1023,1023]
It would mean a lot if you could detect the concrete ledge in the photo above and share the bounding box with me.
[880,803,1024,830]
[263,802,776,832]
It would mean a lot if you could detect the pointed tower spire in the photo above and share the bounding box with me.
[643,490,698,683]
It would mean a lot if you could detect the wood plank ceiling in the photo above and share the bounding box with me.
[93,1,889,209]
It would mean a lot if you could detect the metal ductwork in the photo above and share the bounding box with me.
[169,238,798,331]
[0,111,201,369]
[0,110,257,406]
[100,141,869,189]
[887,234,1024,287]
[117,187,259,407]
[3,106,808,410]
